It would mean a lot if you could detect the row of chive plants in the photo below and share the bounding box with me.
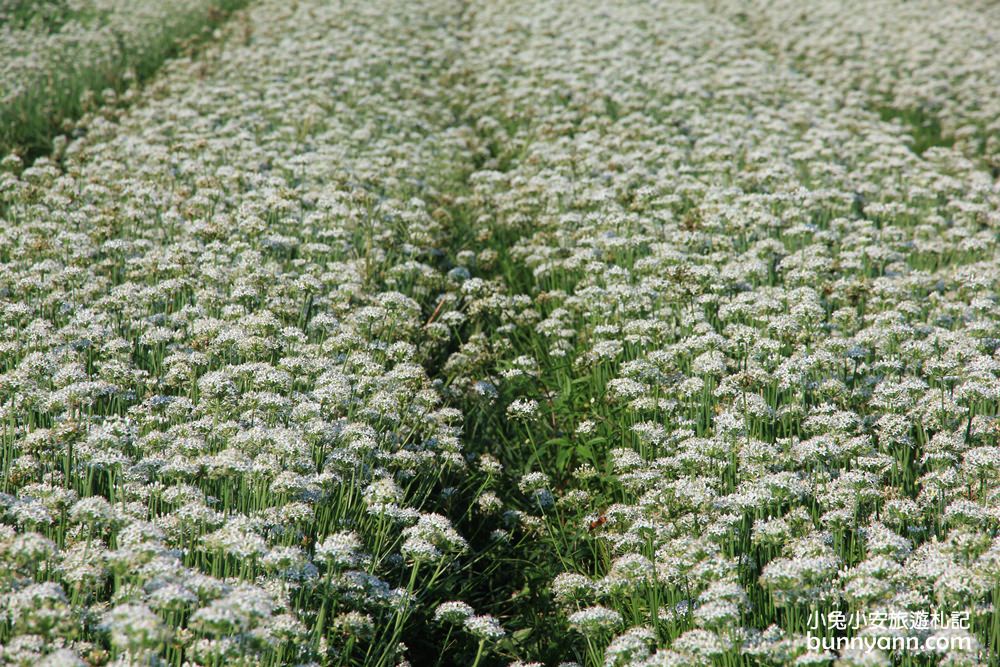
[0,0,525,665]
[0,0,250,159]
[706,0,1000,173]
[433,0,1000,665]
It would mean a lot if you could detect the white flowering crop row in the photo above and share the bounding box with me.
[0,0,247,157]
[445,0,1000,665]
[708,0,1000,170]
[0,0,510,665]
[2,0,999,666]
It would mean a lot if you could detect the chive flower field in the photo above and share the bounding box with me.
[1,0,999,665]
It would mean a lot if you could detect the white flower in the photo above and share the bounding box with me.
[568,606,623,636]
[463,614,505,642]
[314,531,368,569]
[604,627,656,666]
[101,603,169,653]
[507,397,540,420]
[434,600,475,624]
